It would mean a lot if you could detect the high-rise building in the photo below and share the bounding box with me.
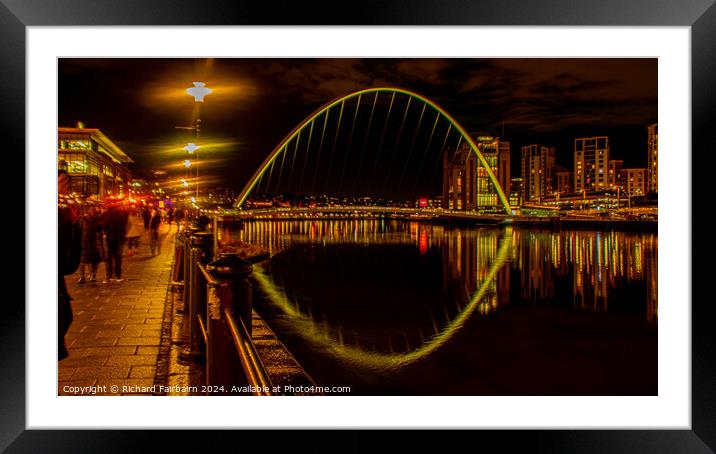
[474,135,508,208]
[521,144,555,202]
[498,141,511,197]
[442,145,475,210]
[442,134,510,211]
[574,136,609,192]
[647,124,658,192]
[627,168,647,197]
[608,159,626,191]
[510,177,523,206]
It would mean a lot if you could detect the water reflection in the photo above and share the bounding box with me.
[218,219,657,373]
[250,230,510,370]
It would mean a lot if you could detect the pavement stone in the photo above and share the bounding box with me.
[58,222,176,396]
[58,219,317,397]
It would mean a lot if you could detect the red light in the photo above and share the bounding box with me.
[419,229,428,254]
[418,198,428,208]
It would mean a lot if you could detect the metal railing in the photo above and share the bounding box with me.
[177,225,273,395]
[223,307,272,395]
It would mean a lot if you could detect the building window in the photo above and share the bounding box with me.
[59,152,87,174]
[64,140,91,150]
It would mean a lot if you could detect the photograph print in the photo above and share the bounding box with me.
[57,57,658,396]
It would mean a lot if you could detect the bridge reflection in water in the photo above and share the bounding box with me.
[217,219,657,395]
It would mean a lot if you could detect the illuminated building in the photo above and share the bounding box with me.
[520,144,555,202]
[608,159,626,191]
[647,124,658,192]
[627,168,647,197]
[58,124,133,198]
[442,134,510,211]
[510,177,523,206]
[498,141,511,197]
[574,136,609,192]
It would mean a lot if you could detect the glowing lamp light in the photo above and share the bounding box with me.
[184,143,199,154]
[187,82,212,102]
[191,197,196,203]
[182,180,189,187]
[184,159,192,168]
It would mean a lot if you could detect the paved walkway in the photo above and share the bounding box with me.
[58,221,176,396]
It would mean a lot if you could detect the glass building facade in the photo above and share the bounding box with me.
[58,126,133,199]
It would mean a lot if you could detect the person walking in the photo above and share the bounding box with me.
[175,208,184,231]
[142,205,151,231]
[58,170,82,360]
[150,209,162,256]
[125,210,142,256]
[103,201,128,282]
[167,207,174,231]
[77,205,104,283]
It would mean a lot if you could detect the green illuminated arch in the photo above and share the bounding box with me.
[235,87,512,215]
[250,228,512,370]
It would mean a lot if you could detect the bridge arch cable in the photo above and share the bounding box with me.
[235,87,511,215]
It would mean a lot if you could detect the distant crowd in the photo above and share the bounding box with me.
[57,169,196,360]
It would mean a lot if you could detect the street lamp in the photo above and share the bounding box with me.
[186,82,211,202]
[182,143,198,205]
[187,82,212,102]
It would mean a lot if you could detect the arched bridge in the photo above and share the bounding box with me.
[234,87,511,215]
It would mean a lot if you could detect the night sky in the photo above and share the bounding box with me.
[58,58,657,198]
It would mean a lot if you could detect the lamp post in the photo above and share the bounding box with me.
[182,143,199,210]
[186,82,212,202]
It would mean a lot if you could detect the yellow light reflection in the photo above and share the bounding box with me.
[250,229,511,371]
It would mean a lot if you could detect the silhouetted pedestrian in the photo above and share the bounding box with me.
[167,207,174,231]
[175,208,184,230]
[142,206,151,230]
[77,205,104,283]
[150,209,162,256]
[103,202,128,282]
[58,170,82,360]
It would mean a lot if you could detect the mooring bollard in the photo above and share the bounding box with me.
[187,231,214,360]
[204,253,254,391]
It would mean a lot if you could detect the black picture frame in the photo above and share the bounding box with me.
[5,0,712,451]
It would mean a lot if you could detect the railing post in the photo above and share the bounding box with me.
[171,228,185,288]
[180,226,200,313]
[205,253,254,392]
[184,231,213,361]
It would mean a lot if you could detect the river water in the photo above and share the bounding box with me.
[218,219,657,395]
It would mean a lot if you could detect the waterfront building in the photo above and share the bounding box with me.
[627,168,647,197]
[521,144,555,202]
[442,134,510,211]
[498,140,511,197]
[510,177,523,207]
[647,124,658,193]
[574,136,610,192]
[58,124,133,199]
[442,144,475,210]
[608,159,627,191]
